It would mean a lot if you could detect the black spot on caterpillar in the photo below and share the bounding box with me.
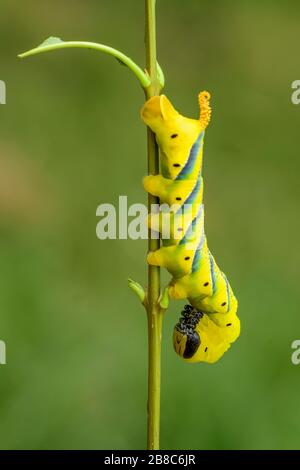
[226,323,232,327]
[173,163,180,167]
[176,197,182,201]
[221,302,227,306]
[205,347,208,352]
[171,134,178,139]
[204,282,209,286]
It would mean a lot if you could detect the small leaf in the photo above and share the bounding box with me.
[18,36,66,58]
[157,62,165,91]
[128,278,146,305]
[159,286,169,310]
[38,37,64,48]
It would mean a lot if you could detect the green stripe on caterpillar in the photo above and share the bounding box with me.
[141,92,240,364]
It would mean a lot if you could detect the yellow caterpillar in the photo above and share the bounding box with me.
[141,92,240,364]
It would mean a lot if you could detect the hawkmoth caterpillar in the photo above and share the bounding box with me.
[141,92,240,364]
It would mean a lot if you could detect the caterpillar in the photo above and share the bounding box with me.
[141,92,240,364]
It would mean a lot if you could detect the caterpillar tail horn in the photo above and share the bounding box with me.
[198,91,212,129]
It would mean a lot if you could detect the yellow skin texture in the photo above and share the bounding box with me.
[141,92,240,363]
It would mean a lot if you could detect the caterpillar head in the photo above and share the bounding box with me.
[141,92,211,179]
[173,305,231,364]
[173,305,203,359]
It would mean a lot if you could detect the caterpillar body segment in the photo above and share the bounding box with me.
[147,202,204,248]
[167,240,214,299]
[143,174,204,210]
[141,92,240,364]
[189,271,236,315]
[141,94,208,180]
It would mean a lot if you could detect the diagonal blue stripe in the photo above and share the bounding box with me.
[184,174,201,207]
[175,131,204,181]
[179,205,203,246]
[223,273,231,312]
[191,228,206,273]
[209,252,216,293]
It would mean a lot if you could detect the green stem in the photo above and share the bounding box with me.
[19,40,151,89]
[19,13,166,450]
[145,0,163,451]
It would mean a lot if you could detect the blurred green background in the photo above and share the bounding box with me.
[0,0,299,450]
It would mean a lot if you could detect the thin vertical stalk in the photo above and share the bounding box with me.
[145,0,163,451]
[18,3,166,451]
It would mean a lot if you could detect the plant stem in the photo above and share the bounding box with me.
[145,0,163,451]
[19,40,151,89]
[18,8,166,450]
